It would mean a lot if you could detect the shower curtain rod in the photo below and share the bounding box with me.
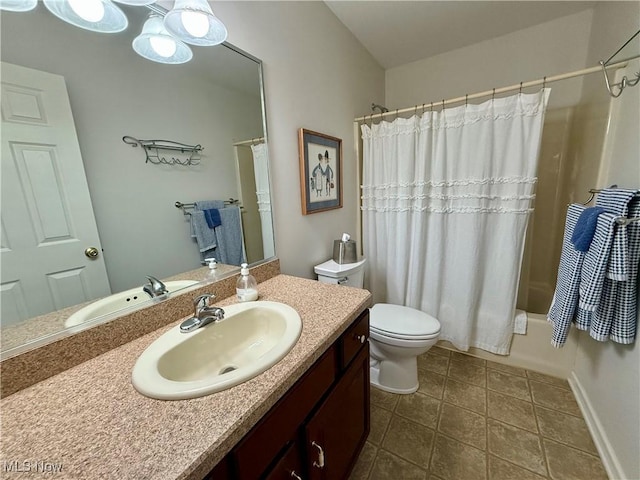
[354,55,640,123]
[233,137,265,147]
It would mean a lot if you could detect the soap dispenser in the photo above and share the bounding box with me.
[236,263,258,302]
[203,258,218,282]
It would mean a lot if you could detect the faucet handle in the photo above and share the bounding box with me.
[193,294,215,313]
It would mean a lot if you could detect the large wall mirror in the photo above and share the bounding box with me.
[0,4,275,355]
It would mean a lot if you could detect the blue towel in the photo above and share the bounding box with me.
[591,197,640,344]
[571,207,605,252]
[548,204,586,347]
[203,208,221,229]
[191,210,217,258]
[214,206,246,266]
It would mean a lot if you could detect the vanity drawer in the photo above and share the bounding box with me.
[232,346,337,479]
[340,309,369,370]
[263,440,304,480]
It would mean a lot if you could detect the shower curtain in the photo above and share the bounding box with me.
[251,143,275,259]
[361,90,550,354]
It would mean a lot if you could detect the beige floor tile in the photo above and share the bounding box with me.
[486,361,527,377]
[543,439,608,480]
[529,381,581,417]
[349,441,378,480]
[450,351,486,366]
[369,404,393,446]
[430,346,451,357]
[487,369,531,401]
[370,386,400,411]
[443,378,486,414]
[369,448,428,480]
[448,360,487,387]
[535,406,598,455]
[396,392,440,429]
[419,352,450,375]
[382,416,435,469]
[430,434,487,480]
[488,456,547,480]
[417,369,446,399]
[488,391,538,433]
[438,403,486,449]
[488,419,546,475]
[526,370,570,390]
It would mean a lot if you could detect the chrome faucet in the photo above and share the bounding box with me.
[180,294,225,333]
[143,275,168,298]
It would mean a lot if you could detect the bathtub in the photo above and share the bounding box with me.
[438,312,579,379]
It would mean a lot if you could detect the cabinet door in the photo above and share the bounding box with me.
[304,344,370,480]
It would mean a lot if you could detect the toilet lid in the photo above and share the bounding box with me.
[370,303,440,339]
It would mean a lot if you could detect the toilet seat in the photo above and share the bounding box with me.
[370,303,441,341]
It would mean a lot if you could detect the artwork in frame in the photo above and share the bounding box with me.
[298,128,343,215]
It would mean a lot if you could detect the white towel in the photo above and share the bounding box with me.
[513,309,527,335]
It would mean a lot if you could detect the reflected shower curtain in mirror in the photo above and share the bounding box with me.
[361,90,550,354]
[251,143,275,259]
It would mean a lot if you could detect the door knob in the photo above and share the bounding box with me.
[84,247,99,259]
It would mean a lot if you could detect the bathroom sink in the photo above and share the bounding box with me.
[64,280,200,328]
[131,301,302,400]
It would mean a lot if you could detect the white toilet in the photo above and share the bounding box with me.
[314,258,441,394]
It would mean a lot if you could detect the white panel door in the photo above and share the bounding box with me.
[1,62,111,326]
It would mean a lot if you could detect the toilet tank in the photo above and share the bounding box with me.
[314,258,366,288]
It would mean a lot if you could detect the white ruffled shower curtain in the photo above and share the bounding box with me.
[250,143,275,259]
[361,90,550,354]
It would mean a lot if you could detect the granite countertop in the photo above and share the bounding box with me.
[0,274,372,480]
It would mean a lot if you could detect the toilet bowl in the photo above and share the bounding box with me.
[314,258,441,394]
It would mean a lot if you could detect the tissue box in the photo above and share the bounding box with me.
[333,240,357,264]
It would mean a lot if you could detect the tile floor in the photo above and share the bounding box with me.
[350,346,608,480]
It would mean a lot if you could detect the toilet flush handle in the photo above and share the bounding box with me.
[337,277,348,285]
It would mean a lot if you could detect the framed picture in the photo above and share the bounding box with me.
[298,128,342,215]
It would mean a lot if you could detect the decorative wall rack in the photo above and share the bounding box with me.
[123,136,203,166]
[600,29,640,98]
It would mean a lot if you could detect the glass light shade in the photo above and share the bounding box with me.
[43,0,128,33]
[0,0,38,11]
[164,0,227,46]
[132,15,192,64]
[112,0,156,5]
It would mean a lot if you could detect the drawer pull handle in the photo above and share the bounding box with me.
[290,471,303,480]
[311,441,325,468]
[355,334,367,344]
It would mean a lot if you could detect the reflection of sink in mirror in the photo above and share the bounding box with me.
[64,280,200,328]
[132,301,302,400]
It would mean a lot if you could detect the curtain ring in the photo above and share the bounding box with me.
[519,82,523,94]
[542,76,547,90]
[441,99,445,111]
[422,103,426,115]
[465,94,468,106]
[429,102,433,112]
[492,88,496,100]
[396,108,399,119]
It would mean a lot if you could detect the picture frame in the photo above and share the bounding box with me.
[298,128,343,215]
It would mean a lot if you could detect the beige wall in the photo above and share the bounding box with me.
[385,10,593,110]
[213,1,385,279]
[571,3,640,479]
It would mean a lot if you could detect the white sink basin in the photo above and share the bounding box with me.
[131,301,302,400]
[64,280,200,328]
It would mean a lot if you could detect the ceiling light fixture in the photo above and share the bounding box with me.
[43,0,128,33]
[0,0,38,11]
[163,0,227,46]
[132,14,193,64]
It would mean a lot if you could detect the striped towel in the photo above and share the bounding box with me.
[548,204,586,347]
[590,197,640,343]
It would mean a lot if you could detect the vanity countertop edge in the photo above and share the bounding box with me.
[0,274,372,480]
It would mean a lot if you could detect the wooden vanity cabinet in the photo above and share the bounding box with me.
[207,309,370,480]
